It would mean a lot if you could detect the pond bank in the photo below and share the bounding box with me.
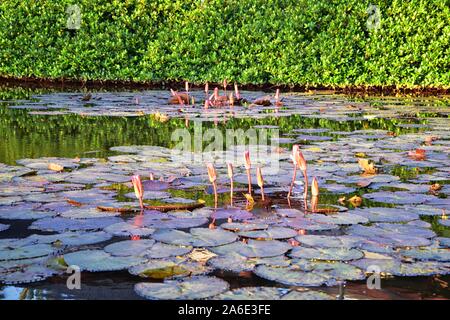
[1,77,449,97]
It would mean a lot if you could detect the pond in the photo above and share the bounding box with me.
[0,86,449,300]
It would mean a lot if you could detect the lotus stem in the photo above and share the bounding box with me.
[287,166,297,199]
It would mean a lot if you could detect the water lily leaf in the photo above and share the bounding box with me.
[0,203,57,220]
[374,223,435,239]
[437,237,450,248]
[29,216,122,233]
[216,287,287,300]
[207,253,289,273]
[104,239,156,257]
[0,223,9,232]
[143,242,192,259]
[254,265,330,287]
[308,213,368,225]
[238,226,297,240]
[134,276,229,300]
[404,205,446,216]
[400,248,450,262]
[129,257,211,279]
[0,243,57,261]
[212,208,254,220]
[153,228,237,247]
[135,215,208,229]
[295,235,362,248]
[220,222,269,232]
[281,217,339,231]
[0,258,59,284]
[351,207,419,223]
[351,258,450,277]
[210,239,291,258]
[363,191,435,205]
[64,250,145,272]
[104,222,156,237]
[281,290,334,300]
[439,219,450,227]
[60,206,121,218]
[291,259,365,281]
[124,191,171,200]
[346,225,431,247]
[289,247,364,261]
[25,231,112,247]
[0,196,22,206]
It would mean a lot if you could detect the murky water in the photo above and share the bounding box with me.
[0,86,449,300]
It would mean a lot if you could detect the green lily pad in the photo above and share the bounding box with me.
[0,243,57,261]
[238,227,297,240]
[104,239,156,257]
[0,223,9,232]
[351,207,419,223]
[309,213,368,225]
[210,239,292,258]
[129,257,211,279]
[143,242,192,259]
[152,228,237,247]
[254,265,330,287]
[220,222,269,232]
[207,253,289,273]
[64,250,145,272]
[290,247,364,261]
[104,222,156,237]
[134,276,229,300]
[400,248,450,262]
[295,235,362,248]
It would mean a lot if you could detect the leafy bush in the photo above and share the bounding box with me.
[0,0,448,87]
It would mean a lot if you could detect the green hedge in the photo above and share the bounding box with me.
[0,0,448,87]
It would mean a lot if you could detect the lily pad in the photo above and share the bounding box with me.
[30,216,122,233]
[0,243,57,261]
[134,276,229,300]
[308,213,368,225]
[64,250,145,272]
[153,228,237,247]
[104,239,156,257]
[254,265,330,287]
[238,227,298,240]
[0,203,57,220]
[0,223,9,232]
[207,253,289,273]
[289,247,364,261]
[129,257,211,279]
[295,235,362,248]
[104,222,156,237]
[400,248,450,262]
[210,239,292,258]
[220,222,269,232]
[143,242,193,259]
[350,207,419,223]
[363,191,435,205]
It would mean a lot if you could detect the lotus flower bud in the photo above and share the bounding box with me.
[257,167,264,188]
[207,163,217,183]
[131,175,143,201]
[311,177,319,197]
[227,163,234,179]
[244,151,251,170]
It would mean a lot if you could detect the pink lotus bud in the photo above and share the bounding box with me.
[257,167,264,188]
[244,151,251,170]
[311,177,319,197]
[131,175,143,201]
[234,83,241,100]
[227,163,234,179]
[275,88,280,100]
[185,81,189,92]
[206,163,217,183]
[205,82,209,94]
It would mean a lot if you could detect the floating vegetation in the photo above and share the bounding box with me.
[0,89,449,300]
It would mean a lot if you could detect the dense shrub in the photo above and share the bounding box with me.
[0,0,448,87]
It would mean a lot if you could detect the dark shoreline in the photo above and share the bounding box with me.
[0,76,449,97]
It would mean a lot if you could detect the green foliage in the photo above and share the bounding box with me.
[0,0,448,87]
